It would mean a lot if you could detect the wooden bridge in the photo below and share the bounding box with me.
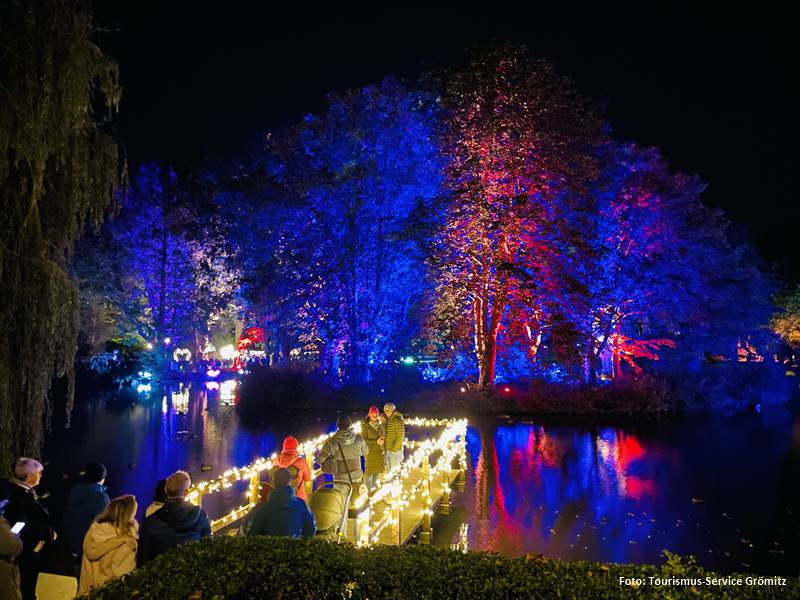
[186,417,467,546]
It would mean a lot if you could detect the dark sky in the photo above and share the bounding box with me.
[92,9,798,277]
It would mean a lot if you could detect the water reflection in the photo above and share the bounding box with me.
[447,411,800,575]
[43,385,799,575]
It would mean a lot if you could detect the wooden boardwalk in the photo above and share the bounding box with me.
[346,463,464,546]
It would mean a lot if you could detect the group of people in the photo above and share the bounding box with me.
[243,402,406,540]
[0,459,212,599]
[0,402,406,599]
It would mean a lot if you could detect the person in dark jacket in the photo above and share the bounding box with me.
[2,458,55,600]
[137,470,210,565]
[247,468,314,539]
[61,461,110,563]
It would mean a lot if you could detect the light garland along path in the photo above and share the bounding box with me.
[187,417,468,544]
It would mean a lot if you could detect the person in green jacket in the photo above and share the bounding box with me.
[382,403,405,471]
[361,406,386,490]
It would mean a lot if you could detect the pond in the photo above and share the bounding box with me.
[42,381,800,575]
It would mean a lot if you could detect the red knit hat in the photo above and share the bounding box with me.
[368,406,380,417]
[282,435,299,451]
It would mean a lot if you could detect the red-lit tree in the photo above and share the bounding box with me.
[430,45,605,388]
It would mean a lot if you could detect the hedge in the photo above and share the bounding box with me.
[81,537,798,599]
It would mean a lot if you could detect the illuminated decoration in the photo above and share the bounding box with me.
[401,356,415,365]
[163,337,171,345]
[146,342,153,350]
[173,348,191,362]
[219,344,237,361]
[451,522,469,553]
[202,343,216,356]
[171,386,189,415]
[219,379,237,403]
[205,381,220,391]
[188,416,467,545]
[137,370,152,379]
[206,368,221,378]
[136,383,151,394]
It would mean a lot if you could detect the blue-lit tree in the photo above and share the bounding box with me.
[246,77,443,381]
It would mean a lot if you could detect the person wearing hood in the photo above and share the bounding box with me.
[361,406,386,490]
[62,461,110,563]
[273,436,312,502]
[136,470,210,565]
[247,468,314,538]
[78,495,138,594]
[382,403,405,471]
[0,482,23,600]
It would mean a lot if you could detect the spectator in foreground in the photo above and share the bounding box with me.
[62,461,110,563]
[0,483,23,600]
[3,458,55,600]
[136,470,210,565]
[145,479,167,517]
[247,468,314,539]
[78,495,138,594]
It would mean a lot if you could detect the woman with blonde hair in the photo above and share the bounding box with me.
[78,495,138,593]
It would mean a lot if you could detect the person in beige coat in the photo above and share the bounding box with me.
[0,490,23,600]
[78,495,138,594]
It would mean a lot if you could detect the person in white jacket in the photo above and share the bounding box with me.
[78,495,138,594]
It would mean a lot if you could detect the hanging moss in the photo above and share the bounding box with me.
[0,0,125,470]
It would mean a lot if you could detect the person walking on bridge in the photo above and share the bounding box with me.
[272,436,312,502]
[361,406,385,491]
[382,403,405,472]
[318,415,367,537]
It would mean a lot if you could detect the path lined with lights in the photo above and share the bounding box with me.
[187,417,467,545]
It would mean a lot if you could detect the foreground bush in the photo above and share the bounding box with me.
[83,537,797,599]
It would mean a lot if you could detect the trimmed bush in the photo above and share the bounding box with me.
[83,537,797,599]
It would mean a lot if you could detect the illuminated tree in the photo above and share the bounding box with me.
[0,0,124,467]
[772,286,800,349]
[430,45,605,388]
[253,77,442,381]
[75,165,241,363]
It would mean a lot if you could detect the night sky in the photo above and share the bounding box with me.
[92,9,798,278]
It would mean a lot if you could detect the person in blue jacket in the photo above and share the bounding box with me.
[62,461,110,563]
[247,468,315,539]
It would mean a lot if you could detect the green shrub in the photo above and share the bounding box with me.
[83,537,798,599]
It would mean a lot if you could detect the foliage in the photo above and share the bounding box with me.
[771,284,800,349]
[82,536,797,599]
[0,0,124,468]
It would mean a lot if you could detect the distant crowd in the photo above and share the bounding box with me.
[0,403,405,599]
